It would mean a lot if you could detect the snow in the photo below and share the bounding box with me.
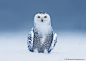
[0,31,86,61]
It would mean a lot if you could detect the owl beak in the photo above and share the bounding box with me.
[41,19,43,22]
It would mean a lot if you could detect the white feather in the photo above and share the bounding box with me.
[36,24,52,35]
[36,24,52,44]
[34,13,52,44]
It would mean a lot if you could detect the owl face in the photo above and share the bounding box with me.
[34,12,51,25]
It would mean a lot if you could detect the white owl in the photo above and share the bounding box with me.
[27,12,57,53]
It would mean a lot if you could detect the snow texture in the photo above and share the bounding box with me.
[0,31,86,61]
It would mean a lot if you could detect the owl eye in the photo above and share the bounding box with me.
[38,16,40,18]
[44,16,47,18]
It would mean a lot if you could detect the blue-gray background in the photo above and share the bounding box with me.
[0,0,86,32]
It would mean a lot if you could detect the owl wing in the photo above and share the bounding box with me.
[27,28,34,52]
[48,33,57,53]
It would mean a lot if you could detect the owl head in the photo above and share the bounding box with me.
[34,12,51,26]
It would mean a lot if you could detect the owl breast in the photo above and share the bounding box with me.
[33,28,53,52]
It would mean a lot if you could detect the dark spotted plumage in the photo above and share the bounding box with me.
[32,27,53,53]
[27,27,55,53]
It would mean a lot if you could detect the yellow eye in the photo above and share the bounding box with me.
[38,16,40,18]
[44,16,47,18]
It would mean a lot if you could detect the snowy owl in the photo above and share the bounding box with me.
[27,12,57,53]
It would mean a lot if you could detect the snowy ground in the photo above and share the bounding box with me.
[0,31,86,61]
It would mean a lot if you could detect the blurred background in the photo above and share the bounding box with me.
[0,0,86,32]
